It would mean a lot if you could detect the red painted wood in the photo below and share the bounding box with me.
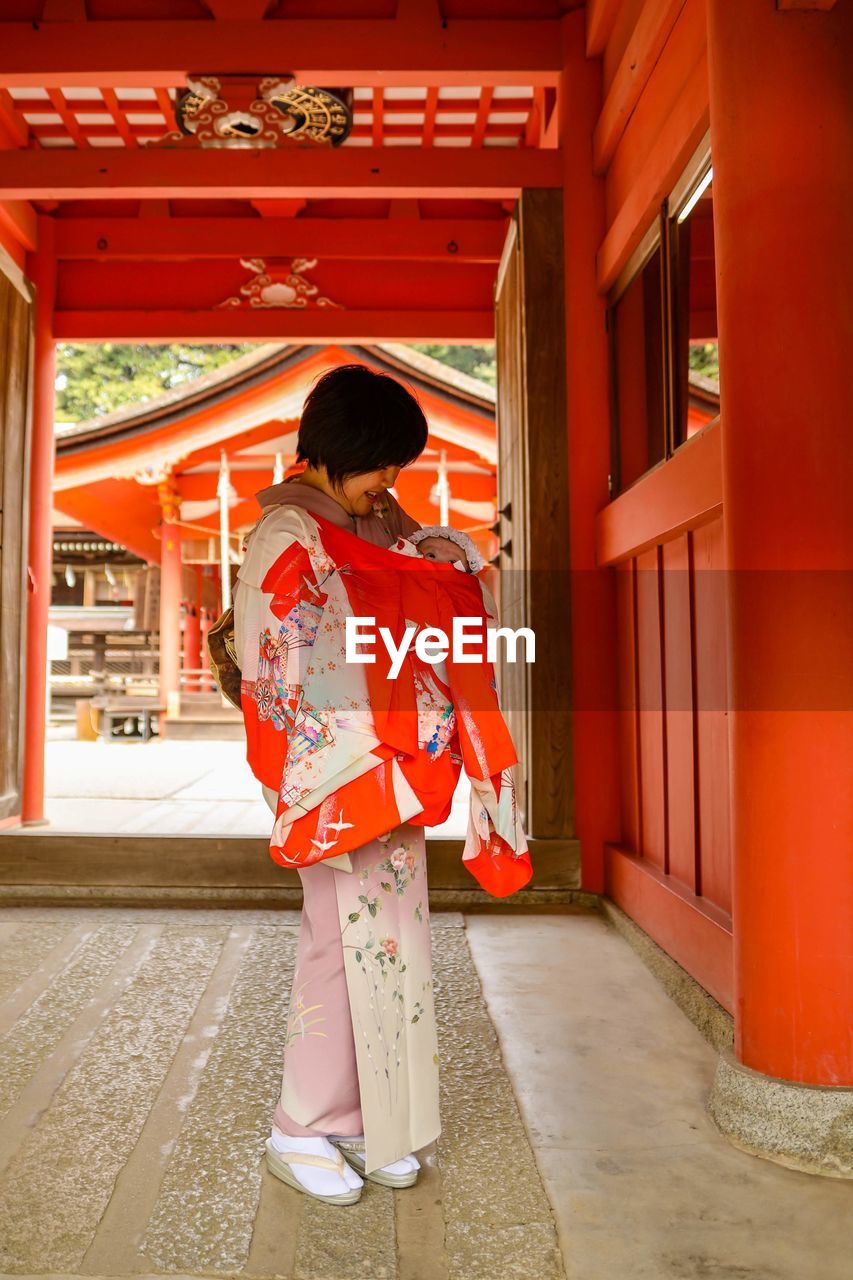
[0,201,36,255]
[55,258,495,313]
[615,562,641,853]
[598,51,708,292]
[21,225,56,824]
[52,481,162,564]
[52,308,494,342]
[0,19,563,88]
[636,547,666,870]
[691,516,731,914]
[159,523,182,712]
[53,217,508,263]
[662,534,697,891]
[708,0,853,1083]
[599,423,733,1002]
[593,0,688,175]
[596,419,722,566]
[612,268,649,488]
[585,0,622,56]
[0,147,563,203]
[560,11,621,893]
[605,0,706,236]
[606,842,734,1012]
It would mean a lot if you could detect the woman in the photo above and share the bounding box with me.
[234,364,529,1207]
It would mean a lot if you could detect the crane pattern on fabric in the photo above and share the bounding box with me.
[235,505,531,898]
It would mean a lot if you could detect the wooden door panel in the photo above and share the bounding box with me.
[692,516,731,913]
[494,189,572,840]
[636,547,666,866]
[616,560,640,851]
[663,534,697,889]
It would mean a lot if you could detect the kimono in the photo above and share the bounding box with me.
[234,482,530,1171]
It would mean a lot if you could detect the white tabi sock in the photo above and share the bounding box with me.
[269,1129,363,1194]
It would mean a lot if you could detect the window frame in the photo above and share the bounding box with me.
[607,133,714,498]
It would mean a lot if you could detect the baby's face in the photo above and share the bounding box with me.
[416,536,470,572]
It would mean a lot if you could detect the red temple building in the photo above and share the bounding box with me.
[0,0,849,1189]
[50,340,498,729]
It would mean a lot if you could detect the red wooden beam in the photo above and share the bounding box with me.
[7,92,536,116]
[596,421,721,567]
[422,87,439,146]
[585,0,622,56]
[0,200,38,252]
[372,87,384,148]
[0,87,29,147]
[605,843,733,1011]
[0,146,561,200]
[101,87,138,149]
[53,216,507,262]
[0,19,563,88]
[26,121,528,144]
[47,87,87,147]
[597,53,708,291]
[52,308,494,342]
[593,0,689,175]
[471,87,494,149]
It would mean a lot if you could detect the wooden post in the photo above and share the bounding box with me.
[182,601,201,692]
[21,218,56,824]
[707,0,852,1085]
[157,476,183,723]
[217,449,232,612]
[558,10,621,890]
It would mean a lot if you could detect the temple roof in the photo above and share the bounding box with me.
[52,341,498,565]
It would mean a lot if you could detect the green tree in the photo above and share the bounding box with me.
[410,343,496,388]
[55,343,256,421]
[688,342,720,383]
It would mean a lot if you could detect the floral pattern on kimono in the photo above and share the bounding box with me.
[235,504,532,899]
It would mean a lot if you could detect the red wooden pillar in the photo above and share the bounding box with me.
[199,607,213,691]
[182,606,201,691]
[158,522,183,721]
[182,565,202,691]
[21,217,56,824]
[707,0,852,1085]
[559,10,621,891]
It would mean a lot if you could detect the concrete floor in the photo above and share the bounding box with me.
[38,733,469,838]
[466,911,853,1280]
[0,904,848,1279]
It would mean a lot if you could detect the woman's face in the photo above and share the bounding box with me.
[339,466,401,517]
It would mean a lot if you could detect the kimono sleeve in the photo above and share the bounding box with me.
[235,509,326,790]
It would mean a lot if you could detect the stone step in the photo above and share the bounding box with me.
[160,719,244,740]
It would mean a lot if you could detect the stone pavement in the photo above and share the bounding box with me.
[0,906,560,1280]
[0,904,849,1280]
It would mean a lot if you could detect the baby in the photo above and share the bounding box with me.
[392,524,486,574]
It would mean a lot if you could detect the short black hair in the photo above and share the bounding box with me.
[296,363,428,485]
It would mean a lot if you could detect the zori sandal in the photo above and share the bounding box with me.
[332,1137,419,1188]
[264,1138,362,1205]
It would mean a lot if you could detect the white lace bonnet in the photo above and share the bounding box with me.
[408,525,486,574]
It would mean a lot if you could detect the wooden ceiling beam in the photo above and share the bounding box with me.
[0,87,29,147]
[593,0,689,175]
[0,146,561,200]
[53,216,508,262]
[0,19,562,88]
[6,92,536,114]
[585,0,622,56]
[0,199,38,253]
[52,308,494,343]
